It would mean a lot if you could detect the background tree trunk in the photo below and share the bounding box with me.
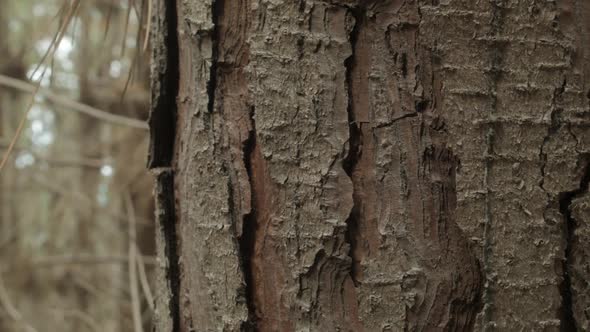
[150,0,590,330]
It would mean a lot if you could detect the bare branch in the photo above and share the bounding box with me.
[29,254,157,267]
[0,0,82,172]
[0,274,38,332]
[136,244,155,312]
[126,192,144,332]
[0,74,148,129]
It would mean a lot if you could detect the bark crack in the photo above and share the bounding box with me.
[155,169,182,332]
[374,112,418,129]
[147,0,181,330]
[558,155,590,332]
[342,6,364,285]
[240,106,258,331]
[147,0,179,168]
[540,78,566,191]
[210,0,255,327]
[208,0,221,115]
[481,1,507,325]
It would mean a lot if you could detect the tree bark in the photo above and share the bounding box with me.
[149,0,590,331]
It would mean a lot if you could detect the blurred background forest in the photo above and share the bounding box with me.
[0,0,155,331]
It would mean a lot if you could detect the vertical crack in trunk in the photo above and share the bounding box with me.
[147,0,179,168]
[342,6,364,285]
[148,0,181,330]
[240,106,258,330]
[481,0,506,324]
[208,0,221,115]
[155,170,182,332]
[212,0,257,327]
[540,79,566,191]
[162,2,181,329]
[558,156,590,331]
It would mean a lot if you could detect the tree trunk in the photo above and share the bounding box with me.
[149,0,590,330]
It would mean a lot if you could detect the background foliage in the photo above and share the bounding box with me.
[0,0,154,330]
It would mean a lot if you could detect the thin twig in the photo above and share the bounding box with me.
[59,309,101,332]
[31,174,152,226]
[135,244,155,312]
[103,2,114,42]
[28,254,157,267]
[73,274,132,303]
[0,141,106,168]
[0,273,38,332]
[0,75,147,129]
[121,0,133,58]
[0,1,80,172]
[0,76,43,172]
[125,192,144,332]
[29,0,80,81]
[143,0,152,52]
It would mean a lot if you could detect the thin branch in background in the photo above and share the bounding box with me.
[125,192,143,332]
[57,309,101,332]
[131,0,143,19]
[120,0,133,58]
[136,0,147,63]
[103,2,114,42]
[68,0,82,58]
[120,55,136,104]
[142,0,152,52]
[73,274,133,305]
[0,273,38,332]
[121,0,144,104]
[0,0,81,172]
[29,0,79,81]
[31,174,152,227]
[135,244,154,312]
[0,74,148,129]
[0,139,107,169]
[0,72,44,172]
[28,254,157,268]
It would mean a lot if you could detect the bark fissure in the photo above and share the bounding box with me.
[481,0,507,325]
[148,0,181,329]
[240,106,258,330]
[342,6,364,285]
[155,170,182,332]
[211,0,256,327]
[558,156,590,331]
[540,79,566,191]
[147,0,179,168]
[208,0,221,115]
[374,112,418,129]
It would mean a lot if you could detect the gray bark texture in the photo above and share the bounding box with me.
[148,0,590,331]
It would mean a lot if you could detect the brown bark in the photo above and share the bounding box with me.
[150,0,590,331]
